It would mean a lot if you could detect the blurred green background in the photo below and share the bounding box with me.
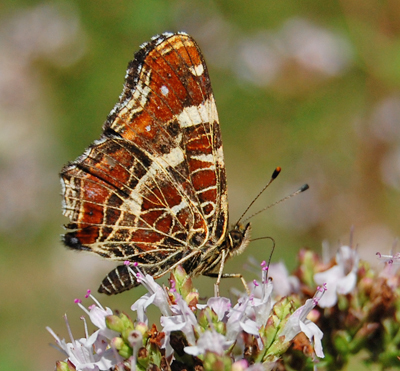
[1,0,400,369]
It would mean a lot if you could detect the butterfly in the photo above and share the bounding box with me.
[60,32,252,295]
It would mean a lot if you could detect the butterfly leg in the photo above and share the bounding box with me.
[215,249,227,296]
[204,250,250,296]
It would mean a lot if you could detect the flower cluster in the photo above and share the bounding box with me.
[49,240,400,370]
[47,293,122,370]
[296,244,400,369]
[48,262,325,371]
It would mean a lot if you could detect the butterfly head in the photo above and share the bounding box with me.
[227,222,252,257]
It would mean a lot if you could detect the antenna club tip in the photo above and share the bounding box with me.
[272,167,281,179]
[299,184,309,192]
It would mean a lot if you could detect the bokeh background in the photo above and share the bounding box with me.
[1,1,400,370]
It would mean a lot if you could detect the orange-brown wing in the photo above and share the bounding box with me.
[60,32,228,294]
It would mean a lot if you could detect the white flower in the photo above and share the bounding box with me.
[281,288,325,358]
[226,296,259,342]
[376,249,400,288]
[314,245,359,308]
[247,277,274,326]
[130,265,171,323]
[184,330,233,356]
[268,262,300,297]
[160,294,198,357]
[47,314,121,371]
[204,296,231,321]
[75,293,118,340]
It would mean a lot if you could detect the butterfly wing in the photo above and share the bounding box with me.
[60,33,229,294]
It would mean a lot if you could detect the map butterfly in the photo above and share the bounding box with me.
[61,32,253,295]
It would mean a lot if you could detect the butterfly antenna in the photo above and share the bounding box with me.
[242,183,309,223]
[236,167,282,226]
